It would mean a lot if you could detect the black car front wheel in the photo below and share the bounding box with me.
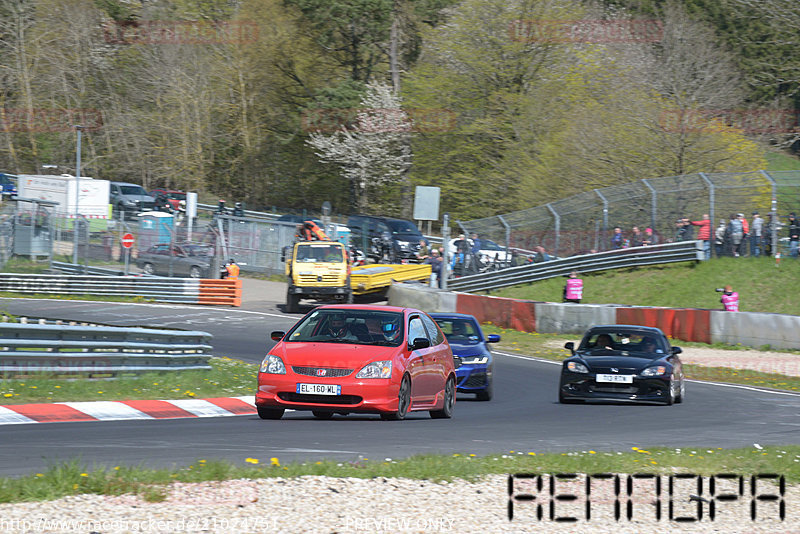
[675,379,685,404]
[664,379,676,406]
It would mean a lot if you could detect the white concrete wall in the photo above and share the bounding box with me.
[711,310,800,350]
[387,283,456,313]
[534,303,618,335]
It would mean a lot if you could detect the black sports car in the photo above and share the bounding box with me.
[559,325,685,405]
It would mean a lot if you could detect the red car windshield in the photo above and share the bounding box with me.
[285,309,405,346]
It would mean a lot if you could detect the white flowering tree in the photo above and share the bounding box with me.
[306,82,412,213]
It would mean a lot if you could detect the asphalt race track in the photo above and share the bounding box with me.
[1,298,799,477]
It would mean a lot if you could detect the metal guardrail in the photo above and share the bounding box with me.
[447,240,703,293]
[0,273,202,304]
[0,322,213,376]
[51,261,140,277]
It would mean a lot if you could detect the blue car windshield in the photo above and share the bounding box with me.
[433,318,481,344]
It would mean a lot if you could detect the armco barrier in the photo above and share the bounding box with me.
[0,274,241,306]
[535,303,616,335]
[711,311,800,350]
[0,322,213,376]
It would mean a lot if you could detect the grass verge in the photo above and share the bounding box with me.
[483,325,800,392]
[0,357,257,404]
[1,445,797,503]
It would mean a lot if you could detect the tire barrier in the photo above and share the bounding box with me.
[0,274,242,307]
[616,307,712,344]
[198,279,242,307]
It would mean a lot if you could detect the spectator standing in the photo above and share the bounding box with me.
[714,219,727,257]
[563,271,583,303]
[416,239,430,261]
[738,213,749,256]
[611,227,624,249]
[727,214,744,257]
[232,202,244,217]
[630,226,643,247]
[750,212,763,257]
[425,249,444,287]
[674,218,693,242]
[470,233,482,254]
[642,227,658,246]
[690,214,711,259]
[789,213,799,258]
[451,233,471,274]
[535,245,552,262]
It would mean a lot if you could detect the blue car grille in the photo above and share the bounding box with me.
[461,372,487,388]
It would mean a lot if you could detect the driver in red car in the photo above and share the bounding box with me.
[381,318,401,342]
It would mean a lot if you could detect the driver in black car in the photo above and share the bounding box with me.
[593,333,614,350]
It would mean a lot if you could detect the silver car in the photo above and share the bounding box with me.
[136,243,214,278]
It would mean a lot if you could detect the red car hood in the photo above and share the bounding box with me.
[275,342,399,369]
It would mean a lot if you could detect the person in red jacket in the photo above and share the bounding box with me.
[691,214,711,259]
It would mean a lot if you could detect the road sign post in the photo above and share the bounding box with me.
[121,233,134,275]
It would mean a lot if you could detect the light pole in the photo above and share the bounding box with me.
[72,125,83,265]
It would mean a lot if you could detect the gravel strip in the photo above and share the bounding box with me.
[0,475,795,533]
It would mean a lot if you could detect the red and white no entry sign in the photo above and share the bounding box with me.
[121,233,135,249]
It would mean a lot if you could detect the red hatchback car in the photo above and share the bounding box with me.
[256,305,457,420]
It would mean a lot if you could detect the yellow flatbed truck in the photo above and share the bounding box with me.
[284,240,351,313]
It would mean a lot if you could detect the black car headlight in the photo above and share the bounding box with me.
[567,361,589,373]
[640,366,667,377]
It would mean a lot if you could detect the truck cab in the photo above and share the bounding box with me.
[284,240,352,313]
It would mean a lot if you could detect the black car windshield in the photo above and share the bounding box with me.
[580,331,667,356]
[286,309,405,347]
[433,318,481,344]
[386,220,420,235]
[120,185,148,196]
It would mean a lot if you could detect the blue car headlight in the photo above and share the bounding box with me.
[461,355,489,365]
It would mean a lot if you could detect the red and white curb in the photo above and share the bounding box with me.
[0,396,256,425]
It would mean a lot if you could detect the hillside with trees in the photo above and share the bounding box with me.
[0,0,796,220]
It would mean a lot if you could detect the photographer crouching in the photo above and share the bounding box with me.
[716,285,739,311]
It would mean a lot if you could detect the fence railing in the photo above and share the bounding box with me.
[0,322,213,377]
[458,170,800,259]
[447,240,702,293]
[0,273,242,306]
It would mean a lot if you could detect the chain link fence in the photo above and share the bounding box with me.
[458,170,800,259]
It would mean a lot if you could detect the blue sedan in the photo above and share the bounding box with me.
[430,313,500,401]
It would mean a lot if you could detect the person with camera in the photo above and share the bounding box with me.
[716,285,739,312]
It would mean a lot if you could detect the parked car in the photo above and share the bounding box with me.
[447,237,511,264]
[347,215,425,262]
[136,243,214,278]
[560,325,685,405]
[430,313,499,401]
[110,181,155,216]
[256,304,456,420]
[149,188,186,211]
[0,173,17,198]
